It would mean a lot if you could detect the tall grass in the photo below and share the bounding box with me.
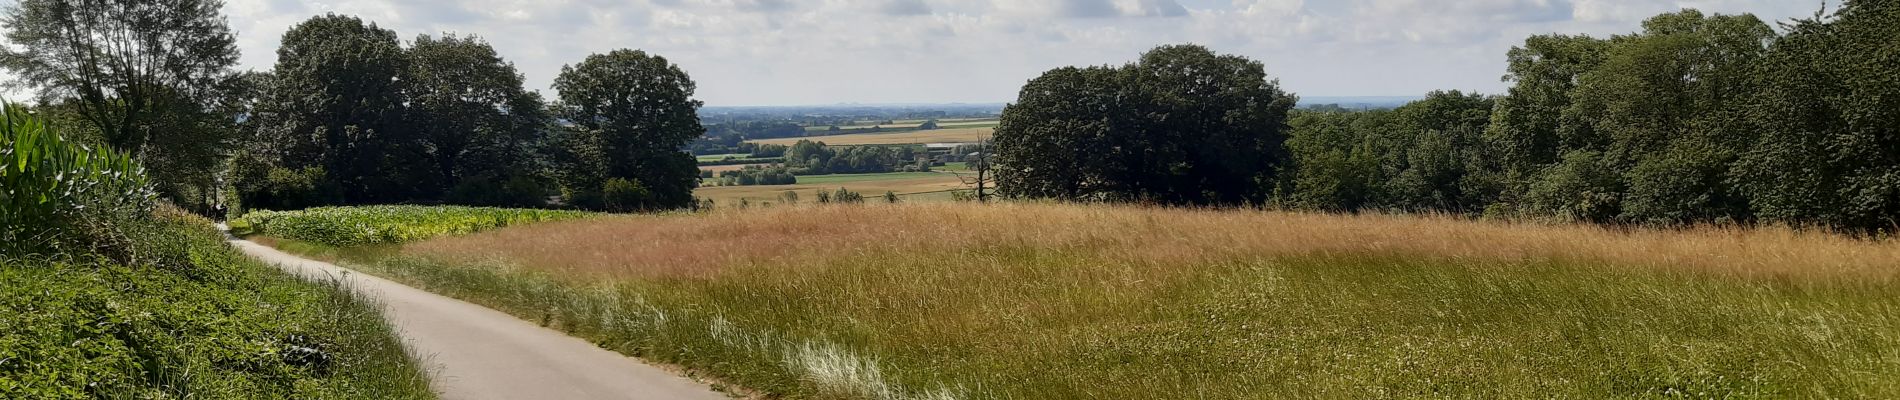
[288,203,1900,399]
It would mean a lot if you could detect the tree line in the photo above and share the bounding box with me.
[996,3,1900,233]
[2,1,704,214]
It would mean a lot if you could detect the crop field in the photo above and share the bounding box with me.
[693,172,966,205]
[234,205,593,247]
[266,203,1900,399]
[750,127,994,146]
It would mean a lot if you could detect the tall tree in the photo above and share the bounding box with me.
[0,0,242,213]
[552,49,704,210]
[1735,0,1900,232]
[406,33,550,205]
[260,14,423,204]
[994,45,1296,206]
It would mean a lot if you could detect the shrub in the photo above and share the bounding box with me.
[602,178,651,212]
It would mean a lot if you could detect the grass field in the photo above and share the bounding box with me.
[694,172,966,205]
[268,203,1900,399]
[750,127,994,146]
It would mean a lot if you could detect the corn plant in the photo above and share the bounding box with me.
[0,104,156,257]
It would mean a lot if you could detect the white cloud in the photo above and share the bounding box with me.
[0,0,1824,105]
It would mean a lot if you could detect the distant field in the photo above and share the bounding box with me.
[698,163,765,173]
[696,153,752,162]
[292,203,1900,399]
[750,127,994,146]
[804,118,998,132]
[694,172,965,205]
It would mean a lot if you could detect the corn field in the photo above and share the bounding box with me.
[234,205,594,247]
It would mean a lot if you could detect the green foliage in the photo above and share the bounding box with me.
[0,104,157,258]
[234,205,591,247]
[552,49,704,211]
[255,14,424,204]
[1733,1,1900,232]
[716,165,797,186]
[0,210,433,399]
[601,178,653,212]
[447,175,548,208]
[995,45,1297,205]
[407,34,550,196]
[1284,91,1496,213]
[0,0,243,215]
[781,140,916,175]
[1524,151,1624,223]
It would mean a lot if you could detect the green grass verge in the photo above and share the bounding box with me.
[270,234,1900,399]
[234,205,593,247]
[0,212,432,399]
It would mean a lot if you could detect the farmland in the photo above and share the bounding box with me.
[260,203,1900,399]
[749,126,995,146]
[694,171,967,205]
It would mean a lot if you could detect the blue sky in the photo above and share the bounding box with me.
[9,0,1836,106]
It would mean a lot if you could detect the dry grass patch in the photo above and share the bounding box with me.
[408,202,1900,281]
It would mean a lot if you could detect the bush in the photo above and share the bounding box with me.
[602,178,651,212]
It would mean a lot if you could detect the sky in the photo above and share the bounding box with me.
[9,0,1835,106]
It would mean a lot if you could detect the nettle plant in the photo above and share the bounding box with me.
[0,104,156,257]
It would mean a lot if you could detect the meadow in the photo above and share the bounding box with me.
[694,172,967,206]
[751,127,994,146]
[259,203,1900,399]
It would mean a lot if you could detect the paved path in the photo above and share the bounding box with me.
[229,237,729,400]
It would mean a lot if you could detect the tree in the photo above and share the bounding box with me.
[1734,1,1900,232]
[0,0,243,213]
[1485,34,1607,202]
[257,14,423,204]
[552,49,704,210]
[407,33,550,206]
[995,45,1296,206]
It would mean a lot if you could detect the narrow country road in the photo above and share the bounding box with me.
[227,237,730,400]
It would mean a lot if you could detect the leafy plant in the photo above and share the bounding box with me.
[0,103,156,258]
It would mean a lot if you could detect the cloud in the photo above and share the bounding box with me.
[876,0,933,16]
[1119,0,1190,17]
[148,0,1823,106]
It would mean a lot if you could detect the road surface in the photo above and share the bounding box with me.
[228,237,730,400]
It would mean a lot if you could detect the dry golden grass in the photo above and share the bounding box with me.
[748,127,994,146]
[690,173,966,208]
[406,202,1900,281]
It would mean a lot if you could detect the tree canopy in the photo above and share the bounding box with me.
[993,45,1297,206]
[551,49,705,211]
